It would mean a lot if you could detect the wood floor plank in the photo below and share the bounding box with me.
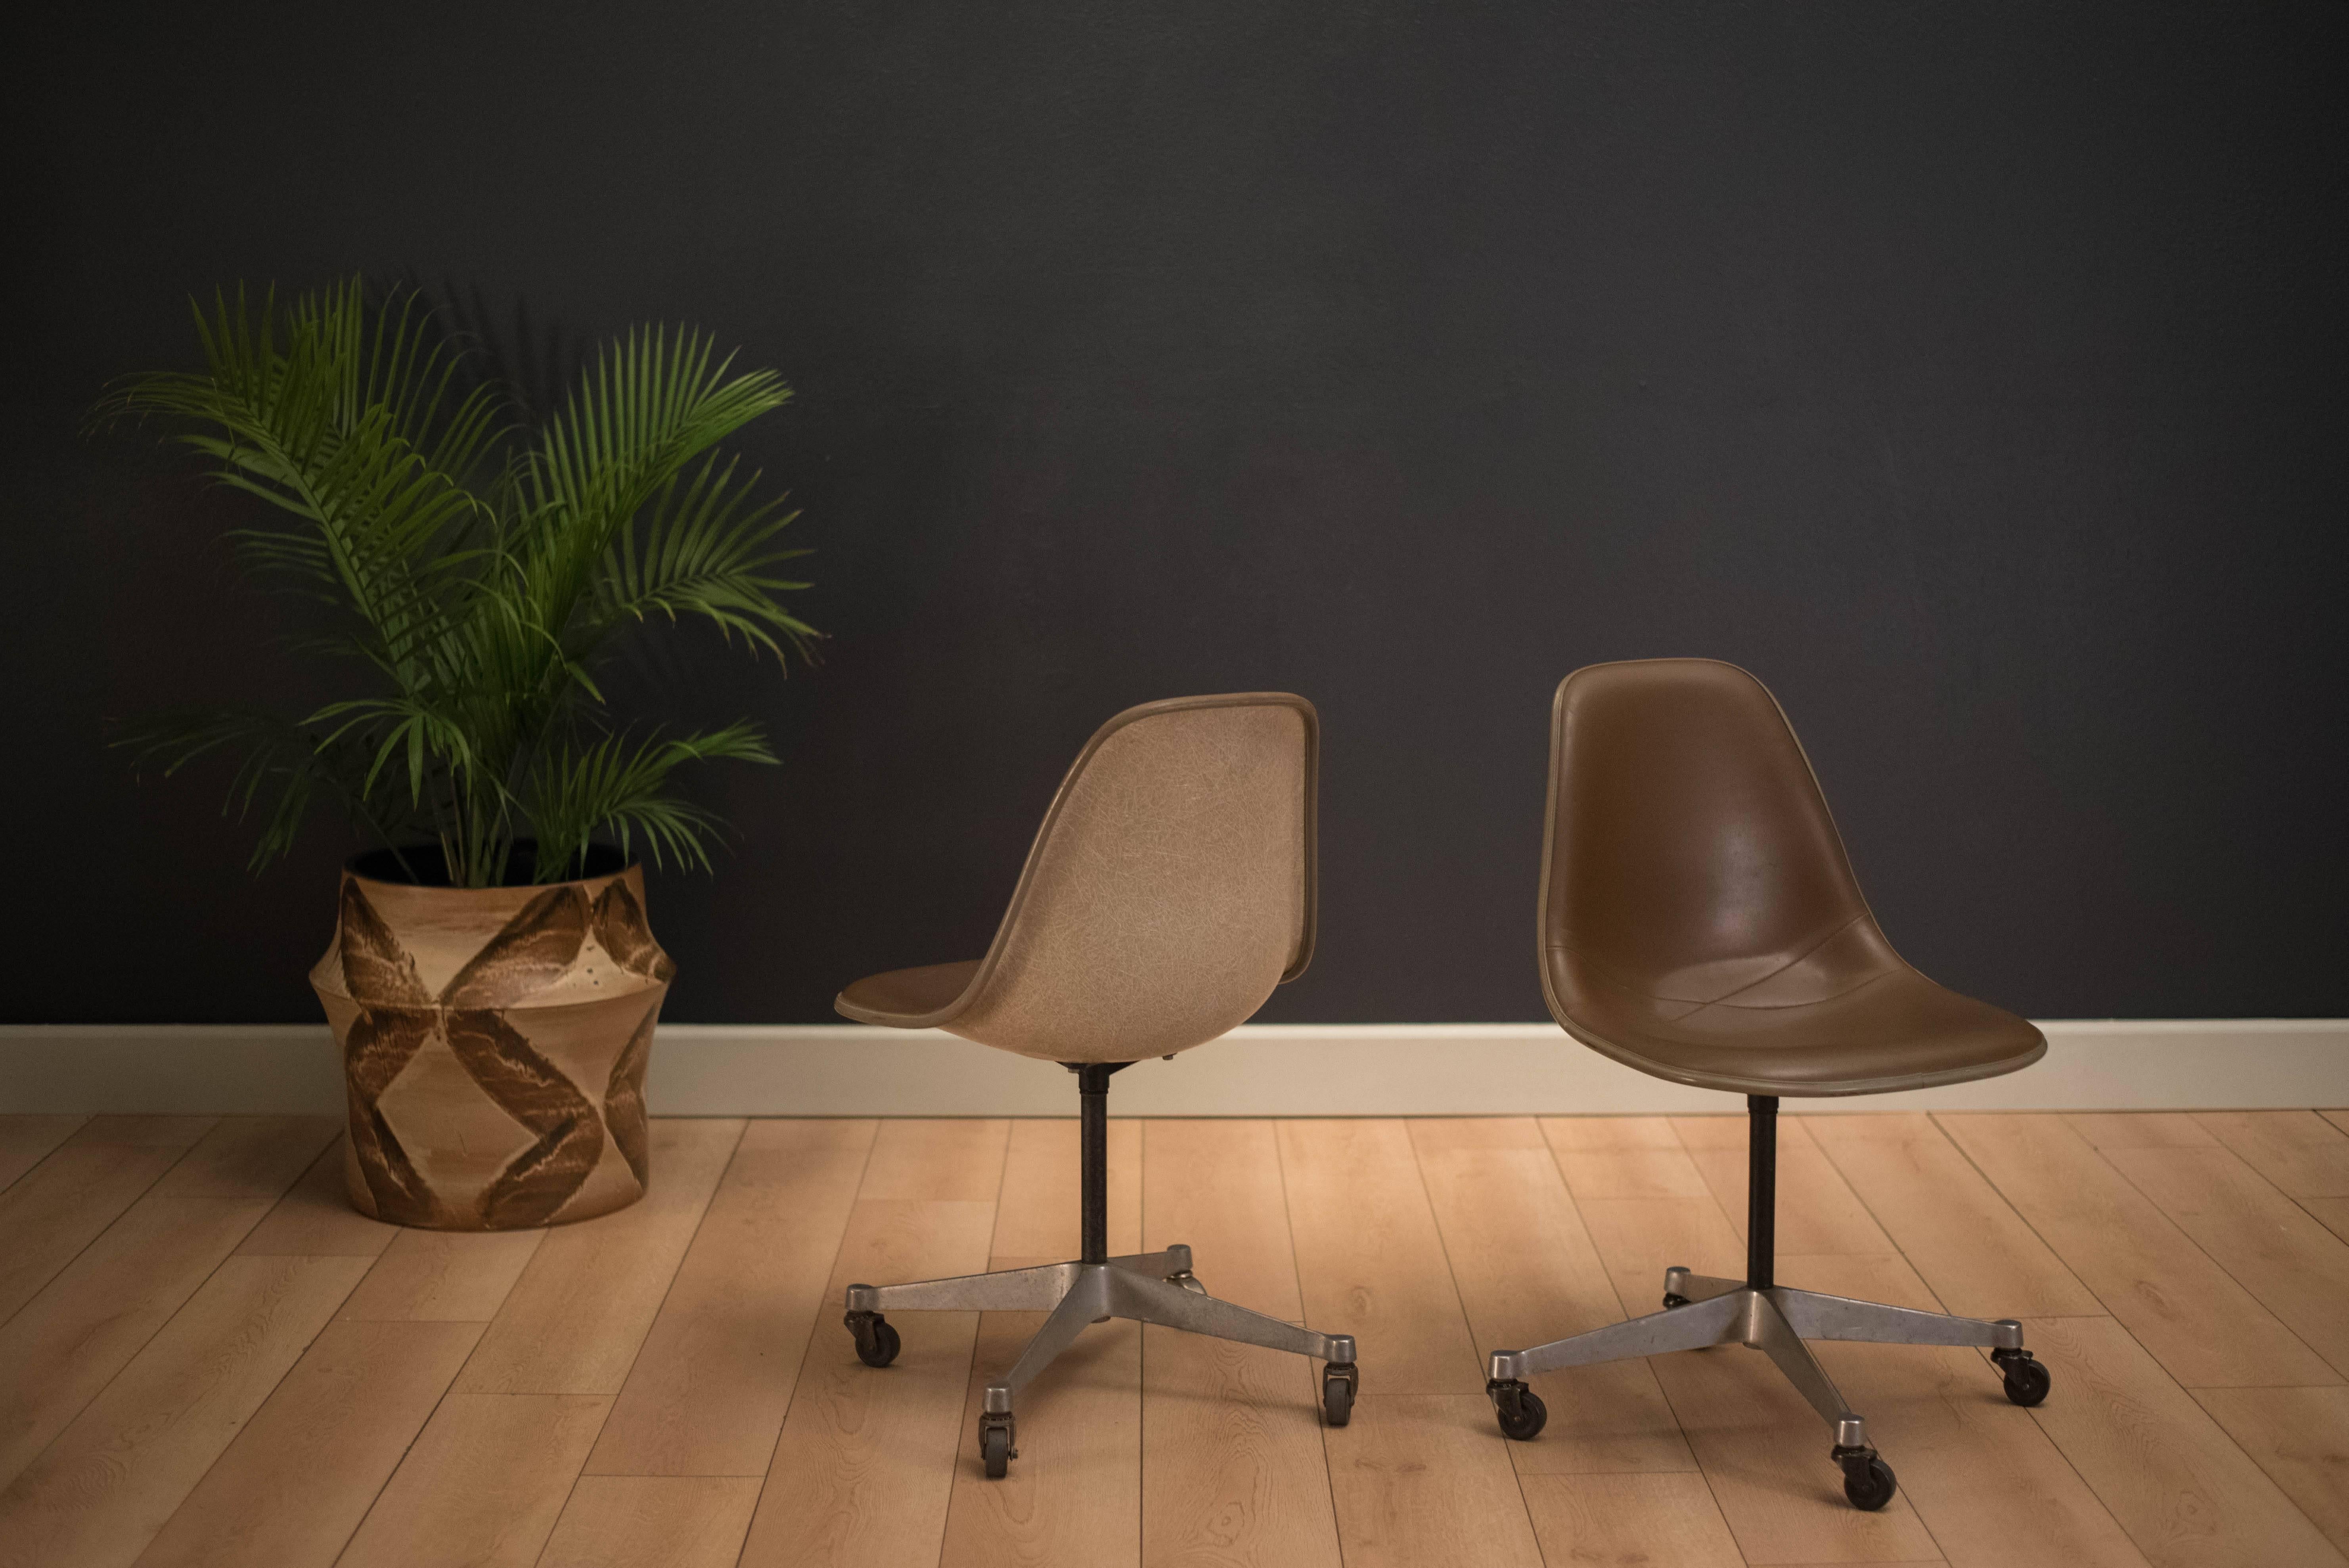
[149,1115,339,1200]
[2063,1115,2217,1151]
[2096,1143,2349,1378]
[1801,1112,1937,1141]
[1644,1326,1945,1564]
[0,1115,215,1324]
[1142,1120,1305,1317]
[738,1199,996,1568]
[0,1196,277,1489]
[1935,1115,2336,1387]
[235,1142,399,1257]
[536,1475,763,1568]
[1550,1122,1747,1313]
[0,1253,372,1568]
[455,1118,746,1394]
[1410,1116,1693,1474]
[1543,1116,1686,1149]
[1805,1116,2102,1319]
[2192,1111,2349,1199]
[988,1116,1141,1260]
[131,1318,482,1568]
[1321,1394,1544,1568]
[2021,1315,2345,1568]
[1571,1191,1750,1314]
[1141,1119,1342,1568]
[1518,1471,1746,1567]
[0,1117,334,1490]
[1778,1253,2148,1568]
[1278,1118,1483,1394]
[1545,1114,1715,1198]
[2190,1385,2349,1555]
[942,1288,1141,1568]
[2325,1110,2349,1137]
[938,1120,1146,1567]
[1141,1333,1336,1568]
[585,1118,875,1477]
[857,1118,1017,1202]
[60,1115,224,1149]
[0,1116,86,1191]
[736,1119,1010,1568]
[2307,1198,2349,1245]
[1674,1114,1897,1257]
[2198,1380,2349,1558]
[339,1226,546,1321]
[336,1392,613,1568]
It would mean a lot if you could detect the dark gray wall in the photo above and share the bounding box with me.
[7,1,2345,1024]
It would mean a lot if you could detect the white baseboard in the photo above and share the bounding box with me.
[0,1020,2341,1116]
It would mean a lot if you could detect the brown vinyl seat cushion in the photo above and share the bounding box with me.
[1543,660,2044,1098]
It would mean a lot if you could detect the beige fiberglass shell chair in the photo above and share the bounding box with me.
[832,693,1357,1478]
[1483,660,2052,1512]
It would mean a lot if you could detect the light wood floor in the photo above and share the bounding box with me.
[2,1110,2347,1568]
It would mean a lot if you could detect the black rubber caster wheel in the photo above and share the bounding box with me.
[1488,1378,1548,1441]
[980,1413,1015,1479]
[1323,1362,1358,1427]
[1993,1348,2050,1407]
[1662,1292,1690,1310]
[1836,1448,1897,1511]
[845,1310,899,1368]
[1169,1270,1209,1296]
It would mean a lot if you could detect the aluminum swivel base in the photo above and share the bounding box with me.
[1485,1268,2048,1508]
[844,1244,1359,1477]
[1484,1097,2051,1510]
[841,1053,1356,1479]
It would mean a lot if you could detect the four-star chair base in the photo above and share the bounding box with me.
[840,1063,1359,1478]
[1483,1097,2051,1509]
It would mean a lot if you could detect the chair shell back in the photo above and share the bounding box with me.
[1541,659,1882,1015]
[947,693,1317,1063]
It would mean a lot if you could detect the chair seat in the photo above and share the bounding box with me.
[1546,938,2045,1098]
[832,695,1317,1062]
[837,959,982,1026]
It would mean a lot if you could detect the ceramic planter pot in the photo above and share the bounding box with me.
[310,849,674,1229]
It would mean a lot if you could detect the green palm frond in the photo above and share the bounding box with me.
[117,706,427,873]
[517,326,798,668]
[105,282,504,678]
[596,452,817,662]
[525,722,776,883]
[103,276,813,886]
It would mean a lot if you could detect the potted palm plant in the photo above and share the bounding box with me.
[106,278,814,1229]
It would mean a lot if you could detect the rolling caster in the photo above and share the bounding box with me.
[1834,1444,1897,1511]
[844,1309,899,1368]
[1488,1377,1548,1441]
[979,1411,1016,1479]
[1168,1269,1209,1295]
[1662,1264,1693,1312]
[1992,1347,2050,1407]
[1323,1361,1358,1426]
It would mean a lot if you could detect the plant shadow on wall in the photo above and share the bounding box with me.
[95,277,817,1228]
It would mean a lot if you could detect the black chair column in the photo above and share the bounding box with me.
[1747,1095,1777,1290]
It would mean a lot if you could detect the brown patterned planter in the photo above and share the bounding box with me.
[310,850,674,1230]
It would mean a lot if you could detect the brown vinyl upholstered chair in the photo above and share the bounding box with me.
[1483,660,2051,1512]
[832,693,1357,1478]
